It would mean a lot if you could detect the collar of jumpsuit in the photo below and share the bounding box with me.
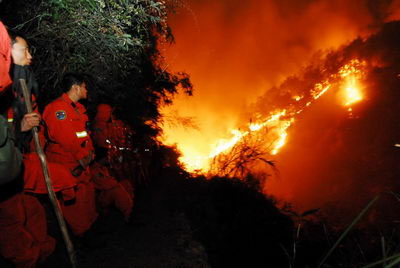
[61,93,88,138]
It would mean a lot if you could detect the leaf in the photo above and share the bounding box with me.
[318,195,380,268]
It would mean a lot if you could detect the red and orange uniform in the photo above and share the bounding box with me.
[0,21,11,91]
[91,162,133,221]
[6,97,77,199]
[93,104,135,196]
[92,103,112,148]
[43,93,97,236]
[0,21,55,267]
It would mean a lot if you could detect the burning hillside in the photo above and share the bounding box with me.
[162,1,400,215]
[261,22,400,214]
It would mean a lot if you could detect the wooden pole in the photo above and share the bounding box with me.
[19,79,77,268]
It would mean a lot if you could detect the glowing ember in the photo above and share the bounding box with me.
[208,109,289,159]
[293,95,302,101]
[180,155,208,172]
[271,120,292,155]
[338,59,366,107]
[344,79,363,106]
[249,123,263,131]
[210,129,247,157]
[311,83,331,100]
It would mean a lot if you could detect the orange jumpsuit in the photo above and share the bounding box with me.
[92,103,112,148]
[1,109,68,268]
[0,21,11,92]
[23,153,76,200]
[7,105,77,200]
[0,22,54,267]
[93,104,135,198]
[43,93,97,236]
[91,162,133,221]
[0,193,55,268]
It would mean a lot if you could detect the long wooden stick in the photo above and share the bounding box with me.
[19,79,77,268]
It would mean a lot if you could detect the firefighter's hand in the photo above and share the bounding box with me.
[78,151,94,169]
[21,112,41,132]
[71,165,84,177]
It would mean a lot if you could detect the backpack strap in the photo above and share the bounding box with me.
[0,115,22,186]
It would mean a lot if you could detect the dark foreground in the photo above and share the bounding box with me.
[1,168,294,268]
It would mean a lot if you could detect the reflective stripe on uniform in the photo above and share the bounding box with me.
[76,131,88,138]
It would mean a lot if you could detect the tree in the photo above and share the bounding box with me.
[208,130,277,189]
[0,0,192,139]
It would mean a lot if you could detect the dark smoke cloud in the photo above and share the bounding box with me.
[366,0,395,24]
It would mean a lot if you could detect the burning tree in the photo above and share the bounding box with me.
[208,128,277,187]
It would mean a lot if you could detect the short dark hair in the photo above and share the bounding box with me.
[7,29,25,46]
[61,73,86,93]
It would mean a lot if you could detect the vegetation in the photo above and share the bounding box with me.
[0,0,192,140]
[2,2,400,268]
[179,174,294,267]
[208,130,277,188]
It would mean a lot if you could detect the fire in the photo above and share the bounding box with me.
[344,78,363,106]
[175,108,294,172]
[293,96,302,101]
[338,59,366,107]
[180,154,209,172]
[271,121,292,155]
[311,83,331,100]
[165,59,367,174]
[208,109,291,158]
[210,129,247,157]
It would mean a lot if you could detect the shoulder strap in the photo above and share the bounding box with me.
[0,115,22,185]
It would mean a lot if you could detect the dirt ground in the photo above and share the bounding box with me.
[1,168,294,268]
[1,170,210,268]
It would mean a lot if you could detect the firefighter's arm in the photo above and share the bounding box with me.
[21,95,41,132]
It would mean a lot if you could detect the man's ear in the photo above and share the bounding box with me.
[71,84,79,91]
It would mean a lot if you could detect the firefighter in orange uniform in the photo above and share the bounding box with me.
[91,148,133,222]
[92,104,134,220]
[92,103,112,148]
[0,24,55,267]
[42,73,98,236]
[93,103,135,198]
[8,33,77,209]
[9,32,77,203]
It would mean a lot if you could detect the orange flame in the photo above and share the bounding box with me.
[338,59,366,107]
[166,59,367,173]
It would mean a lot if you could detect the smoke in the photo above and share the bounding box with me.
[162,0,394,160]
[261,21,400,224]
[162,0,400,220]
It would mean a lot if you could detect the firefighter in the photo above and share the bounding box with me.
[42,73,98,237]
[9,33,77,207]
[93,103,137,197]
[91,147,133,221]
[93,103,135,196]
[0,21,54,268]
[92,103,113,149]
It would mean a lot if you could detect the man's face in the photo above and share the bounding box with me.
[12,37,32,66]
[78,82,87,99]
